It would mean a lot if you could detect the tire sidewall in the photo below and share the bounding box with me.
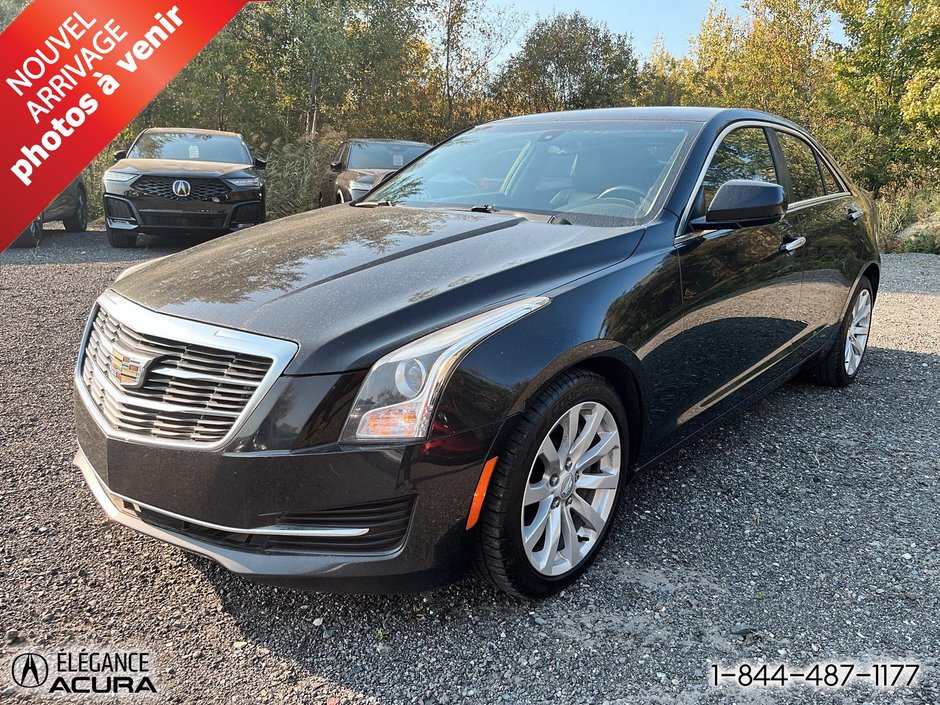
[501,378,629,596]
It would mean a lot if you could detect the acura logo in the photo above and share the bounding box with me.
[11,653,49,688]
[172,179,191,198]
[108,344,156,390]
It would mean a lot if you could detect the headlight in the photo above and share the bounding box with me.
[227,177,261,188]
[349,178,374,191]
[342,296,550,443]
[104,171,137,182]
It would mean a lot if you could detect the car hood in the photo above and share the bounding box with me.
[113,206,646,374]
[111,158,255,177]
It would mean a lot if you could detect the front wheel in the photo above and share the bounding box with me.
[63,188,88,232]
[474,370,629,598]
[10,219,42,248]
[808,276,873,387]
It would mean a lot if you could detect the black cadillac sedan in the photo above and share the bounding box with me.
[102,128,266,248]
[74,108,879,597]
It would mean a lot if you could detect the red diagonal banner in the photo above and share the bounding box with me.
[0,0,266,251]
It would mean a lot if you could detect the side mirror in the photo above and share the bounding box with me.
[329,160,343,172]
[254,157,267,170]
[692,180,787,230]
[114,149,127,161]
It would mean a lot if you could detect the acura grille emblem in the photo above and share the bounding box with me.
[172,179,191,198]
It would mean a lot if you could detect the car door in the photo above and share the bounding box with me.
[773,130,860,353]
[672,125,806,435]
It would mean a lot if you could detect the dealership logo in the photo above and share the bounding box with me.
[108,345,156,389]
[8,649,158,695]
[172,179,191,198]
[11,653,48,688]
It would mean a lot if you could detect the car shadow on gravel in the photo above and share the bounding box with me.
[179,344,939,702]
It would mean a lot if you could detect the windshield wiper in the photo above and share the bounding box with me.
[353,200,395,208]
[469,204,496,213]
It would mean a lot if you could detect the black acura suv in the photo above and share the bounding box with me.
[102,128,266,248]
[74,108,879,597]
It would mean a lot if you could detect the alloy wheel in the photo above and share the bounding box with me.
[844,288,872,375]
[521,401,621,577]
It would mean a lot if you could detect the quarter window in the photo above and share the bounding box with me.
[702,127,778,209]
[777,132,825,203]
[819,158,844,195]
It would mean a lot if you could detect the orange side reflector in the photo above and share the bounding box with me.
[465,457,499,530]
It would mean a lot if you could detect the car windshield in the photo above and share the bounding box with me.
[365,120,700,225]
[347,142,429,170]
[128,132,251,164]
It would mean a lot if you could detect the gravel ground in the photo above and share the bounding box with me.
[1,229,938,704]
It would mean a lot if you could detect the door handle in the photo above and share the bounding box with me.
[847,207,863,223]
[780,236,806,254]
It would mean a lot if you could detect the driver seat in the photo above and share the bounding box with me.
[550,146,657,209]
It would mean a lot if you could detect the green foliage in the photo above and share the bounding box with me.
[491,12,639,116]
[876,182,940,253]
[3,0,940,229]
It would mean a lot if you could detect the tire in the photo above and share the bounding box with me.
[808,276,873,387]
[10,219,42,248]
[335,191,345,205]
[474,369,630,598]
[107,226,138,248]
[63,188,88,232]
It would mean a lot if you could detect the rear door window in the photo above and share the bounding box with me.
[777,132,825,203]
[702,127,779,209]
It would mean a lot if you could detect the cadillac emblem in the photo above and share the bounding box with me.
[109,345,154,389]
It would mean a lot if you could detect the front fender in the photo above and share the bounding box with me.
[431,229,683,459]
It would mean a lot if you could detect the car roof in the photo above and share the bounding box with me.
[490,106,803,131]
[142,127,245,138]
[347,138,430,147]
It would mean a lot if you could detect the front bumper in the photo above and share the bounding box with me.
[74,393,506,593]
[103,185,265,237]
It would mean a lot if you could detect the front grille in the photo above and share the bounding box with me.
[130,496,417,555]
[140,213,226,229]
[80,305,274,444]
[132,176,230,202]
[104,197,135,220]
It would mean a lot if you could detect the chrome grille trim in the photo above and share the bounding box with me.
[76,290,298,451]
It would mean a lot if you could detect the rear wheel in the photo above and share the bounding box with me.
[10,219,42,248]
[474,370,629,598]
[63,188,88,232]
[107,226,138,248]
[808,276,873,387]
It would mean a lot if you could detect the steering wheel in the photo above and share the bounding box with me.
[597,185,648,203]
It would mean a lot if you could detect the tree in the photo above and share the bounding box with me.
[830,0,929,192]
[638,36,685,106]
[427,0,521,134]
[491,12,640,116]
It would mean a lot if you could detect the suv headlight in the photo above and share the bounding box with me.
[227,177,262,188]
[349,178,374,191]
[341,297,550,443]
[104,171,136,182]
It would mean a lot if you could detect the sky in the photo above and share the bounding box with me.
[501,0,845,59]
[503,0,746,58]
